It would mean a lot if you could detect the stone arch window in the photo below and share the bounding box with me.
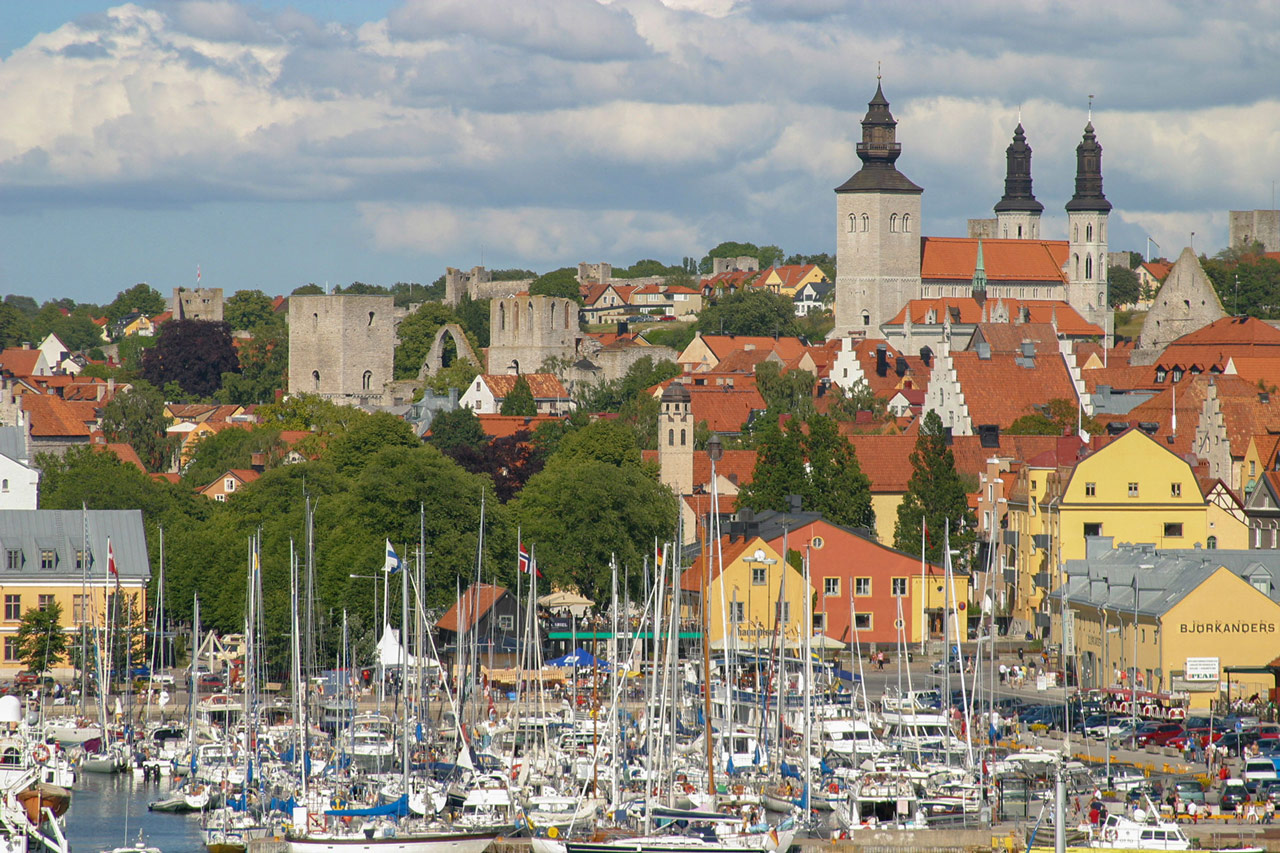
[549,301,556,329]
[527,301,533,330]
[513,300,519,330]
[565,302,572,327]
[1074,223,1079,241]
[861,214,869,232]
[848,214,856,233]
[889,213,898,233]
[902,213,911,233]
[499,302,506,331]
[1086,223,1094,242]
[1098,290,1104,307]
[1017,225,1023,238]
[1,479,7,493]
[312,370,321,391]
[1073,254,1080,279]
[680,429,686,446]
[313,312,319,330]
[368,311,375,327]
[1085,254,1093,281]
[861,310,870,327]
[668,428,675,446]
[362,370,372,390]
[1207,535,1217,550]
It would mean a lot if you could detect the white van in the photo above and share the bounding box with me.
[1243,756,1280,792]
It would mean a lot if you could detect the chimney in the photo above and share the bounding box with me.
[977,424,1000,448]
[943,426,954,445]
[250,452,266,473]
[919,346,933,367]
[875,344,888,376]
[617,320,629,336]
[107,377,115,397]
[895,355,908,377]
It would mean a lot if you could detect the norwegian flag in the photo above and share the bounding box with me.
[107,538,117,576]
[518,542,531,574]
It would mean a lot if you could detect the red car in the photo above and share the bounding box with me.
[1168,727,1212,750]
[1135,723,1185,747]
[13,671,41,686]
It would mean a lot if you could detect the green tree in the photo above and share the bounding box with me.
[754,362,815,416]
[389,281,433,307]
[500,376,538,416]
[1006,398,1104,436]
[893,410,977,564]
[0,302,29,349]
[424,359,481,396]
[455,295,491,348]
[618,392,661,450]
[101,383,179,472]
[256,393,365,435]
[105,283,166,323]
[4,295,39,317]
[183,426,284,490]
[223,289,279,332]
[428,408,489,454]
[16,600,67,672]
[529,268,581,301]
[801,413,875,530]
[325,411,420,475]
[736,414,807,513]
[30,305,103,353]
[696,288,800,338]
[394,302,460,380]
[828,380,888,424]
[335,281,390,295]
[218,328,286,405]
[141,319,240,398]
[698,241,784,274]
[292,283,325,295]
[1108,265,1140,307]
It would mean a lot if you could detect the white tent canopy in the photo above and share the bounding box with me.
[538,591,594,615]
[376,626,440,669]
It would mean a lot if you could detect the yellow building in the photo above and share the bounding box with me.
[755,264,829,298]
[1058,430,1220,561]
[1059,547,1280,709]
[0,509,149,671]
[680,536,812,647]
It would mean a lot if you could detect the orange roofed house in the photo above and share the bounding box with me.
[434,582,523,665]
[459,373,574,416]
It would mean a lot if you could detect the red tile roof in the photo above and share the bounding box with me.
[693,448,757,489]
[971,322,1061,355]
[700,270,759,290]
[436,583,508,633]
[94,442,145,471]
[698,334,809,365]
[845,435,919,492]
[887,297,1103,336]
[0,348,42,378]
[685,386,767,433]
[838,338,929,396]
[1141,260,1173,281]
[476,414,563,439]
[21,394,94,437]
[920,237,1068,283]
[480,373,570,399]
[948,350,1080,429]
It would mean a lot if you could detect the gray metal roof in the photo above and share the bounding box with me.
[1056,537,1280,617]
[0,427,27,465]
[0,509,149,582]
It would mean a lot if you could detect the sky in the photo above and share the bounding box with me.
[1,1,1278,305]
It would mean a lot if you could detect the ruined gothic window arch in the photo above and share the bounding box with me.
[499,302,506,331]
[565,302,572,328]
[861,214,869,232]
[1086,223,1093,242]
[1085,254,1093,281]
[312,370,320,391]
[889,213,898,233]
[362,370,372,390]
[1073,254,1080,280]
[902,213,911,233]
[312,313,318,330]
[528,301,533,330]
[549,302,556,329]
[368,311,375,327]
[513,300,519,331]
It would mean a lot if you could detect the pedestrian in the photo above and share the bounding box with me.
[1188,800,1198,825]
[1018,647,1025,663]
[1266,798,1275,824]
[999,663,1008,683]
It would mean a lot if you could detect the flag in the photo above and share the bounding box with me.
[107,538,117,576]
[384,539,401,574]
[518,542,531,575]
[196,265,201,283]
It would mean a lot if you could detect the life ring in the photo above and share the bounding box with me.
[682,782,695,794]
[829,782,839,794]
[32,744,50,764]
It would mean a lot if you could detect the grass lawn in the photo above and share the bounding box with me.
[1114,310,1146,339]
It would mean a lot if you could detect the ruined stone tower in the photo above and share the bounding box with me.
[287,294,396,404]
[174,287,224,322]
[486,294,583,374]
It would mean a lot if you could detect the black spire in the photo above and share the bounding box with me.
[835,82,922,194]
[994,122,1044,214]
[1065,121,1111,212]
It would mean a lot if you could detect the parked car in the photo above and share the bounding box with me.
[1085,716,1129,739]
[1167,727,1212,750]
[1173,779,1206,804]
[1254,778,1280,803]
[1135,723,1185,747]
[931,657,961,675]
[1214,731,1261,757]
[1219,779,1250,813]
[13,671,41,686]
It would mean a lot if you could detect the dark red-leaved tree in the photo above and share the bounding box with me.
[141,319,240,398]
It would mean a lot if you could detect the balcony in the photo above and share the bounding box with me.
[1034,572,1051,589]
[1003,569,1018,585]
[1033,534,1049,550]
[1034,612,1052,629]
[1002,530,1019,547]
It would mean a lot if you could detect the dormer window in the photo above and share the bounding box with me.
[1155,367,1167,383]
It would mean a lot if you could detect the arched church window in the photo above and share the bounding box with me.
[499,302,506,331]
[528,301,533,330]
[312,370,320,391]
[549,302,556,329]
[1074,224,1079,242]
[1073,254,1080,279]
[513,300,519,330]
[889,214,898,233]
[862,311,870,326]
[1085,255,1093,280]
[848,214,855,233]
[668,429,675,446]
[902,214,911,233]
[1098,290,1105,307]
[1017,225,1023,238]
[362,370,372,391]
[680,429,687,446]
[1086,223,1093,242]
[861,214,869,232]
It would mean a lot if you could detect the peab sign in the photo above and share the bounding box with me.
[1185,657,1220,682]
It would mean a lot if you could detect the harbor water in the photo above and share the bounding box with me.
[65,772,205,853]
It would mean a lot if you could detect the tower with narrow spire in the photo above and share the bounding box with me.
[1065,119,1111,329]
[994,122,1043,240]
[834,81,923,335]
[971,238,988,306]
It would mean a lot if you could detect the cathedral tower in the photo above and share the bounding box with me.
[834,82,923,335]
[994,122,1043,240]
[1065,120,1112,329]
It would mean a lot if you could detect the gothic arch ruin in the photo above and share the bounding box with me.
[419,323,481,380]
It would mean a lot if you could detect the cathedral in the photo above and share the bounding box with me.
[833,82,1113,340]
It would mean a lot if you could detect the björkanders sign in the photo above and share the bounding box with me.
[1179,621,1277,634]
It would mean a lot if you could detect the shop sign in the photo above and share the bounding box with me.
[1185,657,1220,682]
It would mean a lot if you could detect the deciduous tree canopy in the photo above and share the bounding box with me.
[141,319,240,399]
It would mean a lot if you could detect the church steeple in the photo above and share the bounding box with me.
[1066,121,1112,212]
[994,123,1044,215]
[971,239,988,305]
[835,82,923,194]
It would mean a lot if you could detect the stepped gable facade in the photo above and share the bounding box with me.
[1132,247,1227,364]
